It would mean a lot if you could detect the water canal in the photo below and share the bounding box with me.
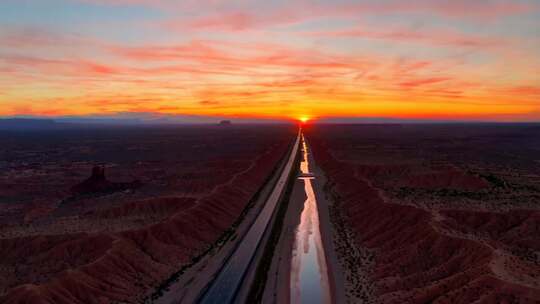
[290,135,332,304]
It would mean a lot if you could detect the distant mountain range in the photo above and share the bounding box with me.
[0,118,61,130]
[1,116,537,130]
[0,115,291,130]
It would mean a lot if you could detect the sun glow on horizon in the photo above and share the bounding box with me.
[299,116,310,124]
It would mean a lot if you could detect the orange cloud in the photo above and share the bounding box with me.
[399,77,452,88]
[1,1,538,122]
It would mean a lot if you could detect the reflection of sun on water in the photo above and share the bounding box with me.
[290,135,331,304]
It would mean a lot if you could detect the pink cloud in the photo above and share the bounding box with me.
[399,77,452,88]
[309,27,504,48]
[158,1,538,33]
[110,40,375,73]
[396,0,536,19]
[79,0,537,19]
[341,1,537,20]
[184,11,299,31]
[0,54,122,80]
[0,27,106,49]
[111,40,235,63]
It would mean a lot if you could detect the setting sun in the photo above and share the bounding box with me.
[299,116,310,124]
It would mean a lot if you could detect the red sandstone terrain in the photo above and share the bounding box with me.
[305,124,540,303]
[0,125,296,303]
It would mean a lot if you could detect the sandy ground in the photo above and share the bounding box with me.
[262,141,346,304]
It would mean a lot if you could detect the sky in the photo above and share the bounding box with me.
[0,0,539,122]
